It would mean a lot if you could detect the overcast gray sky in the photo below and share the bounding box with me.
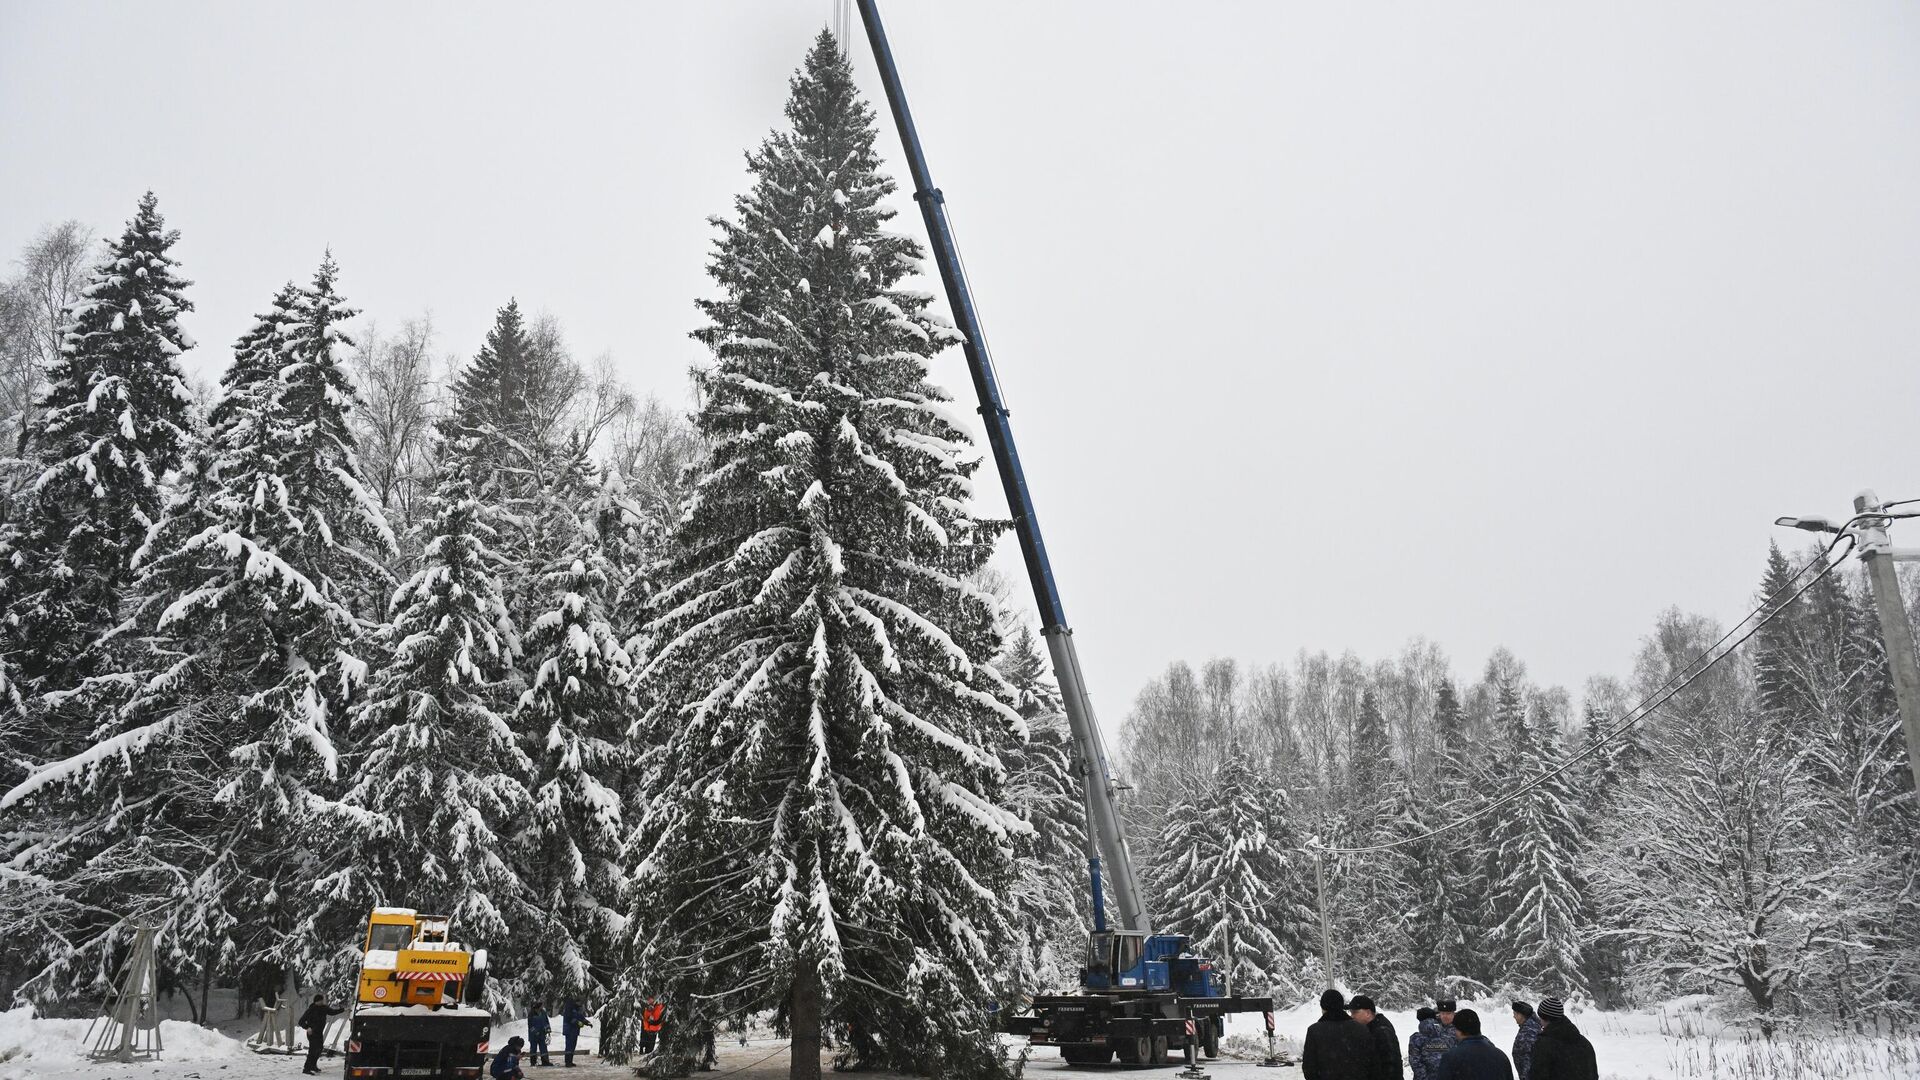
[4,1,1918,737]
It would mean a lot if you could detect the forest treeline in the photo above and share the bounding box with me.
[1115,560,1920,1033]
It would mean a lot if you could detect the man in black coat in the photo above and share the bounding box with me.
[1433,1009,1513,1080]
[1347,994,1402,1080]
[1527,998,1598,1080]
[298,994,343,1076]
[1302,989,1374,1080]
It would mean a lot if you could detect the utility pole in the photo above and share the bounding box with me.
[1853,491,1920,794]
[1783,491,1920,792]
[1313,845,1335,989]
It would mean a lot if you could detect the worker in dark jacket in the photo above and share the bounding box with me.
[1302,989,1374,1080]
[527,1004,552,1066]
[1527,998,1598,1080]
[1408,1008,1439,1080]
[560,998,590,1066]
[491,1037,526,1080]
[299,994,343,1075]
[1347,994,1402,1080]
[1433,1010,1513,1080]
[1510,1001,1541,1078]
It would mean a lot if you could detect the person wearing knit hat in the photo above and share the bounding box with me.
[1510,1001,1541,1079]
[1302,989,1373,1080]
[1528,997,1598,1080]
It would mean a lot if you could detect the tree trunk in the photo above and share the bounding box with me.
[197,950,215,1027]
[789,963,822,1080]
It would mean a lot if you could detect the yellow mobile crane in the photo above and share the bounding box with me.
[343,909,493,1080]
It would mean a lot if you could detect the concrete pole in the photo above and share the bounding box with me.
[1314,846,1335,989]
[1854,492,1920,794]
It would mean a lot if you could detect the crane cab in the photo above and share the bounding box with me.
[1080,931,1227,998]
[356,908,484,1008]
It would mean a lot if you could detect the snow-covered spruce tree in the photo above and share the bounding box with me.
[1484,683,1586,996]
[613,35,1026,1080]
[1329,691,1419,1000]
[308,436,533,1004]
[1405,677,1489,996]
[1148,754,1299,997]
[996,623,1089,992]
[0,260,393,1004]
[513,506,633,1003]
[0,193,194,726]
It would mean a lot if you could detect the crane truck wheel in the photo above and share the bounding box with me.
[1113,1036,1150,1064]
[1148,1036,1168,1064]
[1200,1018,1220,1058]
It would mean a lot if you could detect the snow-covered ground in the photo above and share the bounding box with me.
[6,997,1917,1080]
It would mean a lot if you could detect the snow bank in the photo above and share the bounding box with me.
[0,1005,250,1080]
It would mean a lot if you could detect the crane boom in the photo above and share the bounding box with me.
[854,0,1149,935]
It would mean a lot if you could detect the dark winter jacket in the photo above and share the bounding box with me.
[1364,1013,1402,1080]
[1527,1019,1597,1080]
[298,1003,341,1034]
[560,1002,588,1036]
[527,1011,550,1038]
[1302,1009,1374,1080]
[1409,1017,1459,1080]
[1433,1034,1514,1080]
[490,1050,521,1079]
[1512,1016,1542,1078]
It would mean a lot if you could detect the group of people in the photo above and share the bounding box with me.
[491,999,592,1079]
[1304,989,1599,1080]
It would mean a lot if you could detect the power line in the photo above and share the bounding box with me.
[1311,529,1858,856]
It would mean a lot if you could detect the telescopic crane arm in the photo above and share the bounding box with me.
[854,0,1149,936]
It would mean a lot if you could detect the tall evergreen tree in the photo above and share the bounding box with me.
[1,192,195,710]
[448,300,535,443]
[611,35,1024,1079]
[309,437,533,1001]
[1150,755,1304,998]
[1486,683,1586,994]
[514,505,633,1001]
[1,258,393,1002]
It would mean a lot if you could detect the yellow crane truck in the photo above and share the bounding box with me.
[342,908,492,1080]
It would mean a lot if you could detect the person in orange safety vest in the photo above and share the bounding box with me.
[639,1001,666,1054]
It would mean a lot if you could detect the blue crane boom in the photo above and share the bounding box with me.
[852,0,1148,938]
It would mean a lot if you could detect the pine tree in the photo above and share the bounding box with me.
[514,507,633,1002]
[448,300,535,443]
[1330,692,1419,1000]
[0,258,394,1002]
[1,192,195,708]
[612,35,1024,1079]
[1150,755,1304,998]
[1486,680,1586,995]
[1406,677,1486,995]
[311,438,533,1002]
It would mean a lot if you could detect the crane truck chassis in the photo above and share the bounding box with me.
[854,0,1275,1065]
[342,908,493,1080]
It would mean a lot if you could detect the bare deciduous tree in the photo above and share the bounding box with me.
[349,315,443,539]
[1,221,95,460]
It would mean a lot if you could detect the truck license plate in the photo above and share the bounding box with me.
[400,1069,438,1076]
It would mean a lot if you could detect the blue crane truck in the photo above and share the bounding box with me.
[854,2,1277,1066]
